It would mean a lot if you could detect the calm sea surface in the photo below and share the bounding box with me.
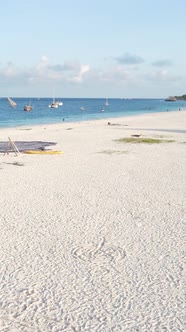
[0,98,185,128]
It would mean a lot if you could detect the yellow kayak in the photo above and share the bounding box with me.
[23,150,64,155]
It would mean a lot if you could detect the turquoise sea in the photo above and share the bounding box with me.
[0,98,185,128]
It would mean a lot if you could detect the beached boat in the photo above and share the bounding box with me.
[165,96,177,102]
[7,97,17,108]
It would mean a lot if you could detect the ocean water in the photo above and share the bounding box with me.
[0,98,185,128]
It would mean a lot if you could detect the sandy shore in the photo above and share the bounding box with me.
[0,110,185,331]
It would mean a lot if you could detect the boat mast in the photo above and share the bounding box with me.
[53,88,55,103]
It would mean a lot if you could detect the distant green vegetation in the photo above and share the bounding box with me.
[115,137,175,144]
[175,94,186,100]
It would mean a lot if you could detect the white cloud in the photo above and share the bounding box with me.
[146,69,182,82]
[37,56,49,69]
[27,57,91,84]
[70,64,90,83]
[0,62,18,78]
[0,56,183,91]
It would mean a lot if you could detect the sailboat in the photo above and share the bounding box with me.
[7,97,17,108]
[49,89,58,108]
[24,100,33,112]
[105,98,109,106]
[55,100,63,106]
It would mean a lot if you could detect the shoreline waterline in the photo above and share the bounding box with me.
[1,109,186,132]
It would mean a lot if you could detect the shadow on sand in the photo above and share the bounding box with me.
[0,141,57,153]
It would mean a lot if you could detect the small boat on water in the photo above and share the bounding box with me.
[24,101,33,112]
[56,101,63,106]
[24,105,32,112]
[49,88,59,108]
[49,102,58,108]
[8,97,17,108]
[80,106,85,110]
[105,98,109,106]
[101,108,104,112]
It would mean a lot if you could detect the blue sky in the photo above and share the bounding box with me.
[0,0,185,98]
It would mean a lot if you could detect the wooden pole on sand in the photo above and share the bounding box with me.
[4,137,20,156]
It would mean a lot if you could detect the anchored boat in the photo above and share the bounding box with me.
[49,88,58,108]
[24,101,33,112]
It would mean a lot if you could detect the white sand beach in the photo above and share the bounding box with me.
[0,110,185,331]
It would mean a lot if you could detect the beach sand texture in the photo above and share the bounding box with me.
[0,111,185,331]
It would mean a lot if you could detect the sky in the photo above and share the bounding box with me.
[0,0,185,98]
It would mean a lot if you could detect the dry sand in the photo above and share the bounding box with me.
[0,111,185,331]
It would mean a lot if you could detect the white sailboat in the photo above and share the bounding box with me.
[24,100,33,112]
[56,100,63,106]
[105,98,109,106]
[49,89,58,108]
[8,97,17,108]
